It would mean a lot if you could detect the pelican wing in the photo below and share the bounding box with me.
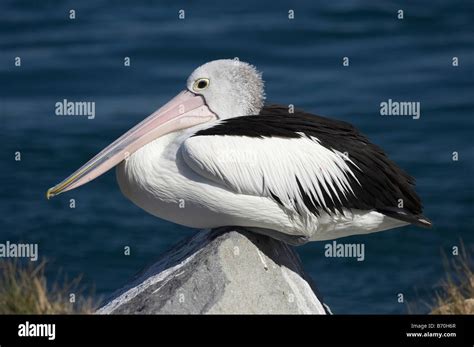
[182,105,431,227]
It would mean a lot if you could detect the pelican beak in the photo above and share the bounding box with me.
[47,90,216,199]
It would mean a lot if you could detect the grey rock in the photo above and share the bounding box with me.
[97,228,329,314]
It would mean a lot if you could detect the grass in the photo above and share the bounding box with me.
[0,259,97,314]
[430,243,474,314]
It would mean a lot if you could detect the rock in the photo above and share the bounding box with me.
[97,228,330,314]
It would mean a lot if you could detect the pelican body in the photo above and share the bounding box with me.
[47,60,431,244]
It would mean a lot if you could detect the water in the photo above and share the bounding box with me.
[1,0,473,314]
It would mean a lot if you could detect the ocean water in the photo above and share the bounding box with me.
[1,0,473,314]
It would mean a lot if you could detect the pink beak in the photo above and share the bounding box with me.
[46,90,216,199]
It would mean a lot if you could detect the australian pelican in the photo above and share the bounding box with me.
[47,59,432,244]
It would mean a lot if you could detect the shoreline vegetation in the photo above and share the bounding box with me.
[0,260,96,314]
[0,242,472,314]
[430,244,474,314]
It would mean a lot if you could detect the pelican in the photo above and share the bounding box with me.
[47,59,432,245]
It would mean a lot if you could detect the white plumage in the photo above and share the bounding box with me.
[182,134,359,215]
[116,129,407,243]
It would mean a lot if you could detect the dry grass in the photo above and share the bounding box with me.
[431,243,474,314]
[0,259,97,314]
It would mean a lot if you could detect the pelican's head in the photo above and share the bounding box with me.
[46,59,265,199]
[187,59,264,119]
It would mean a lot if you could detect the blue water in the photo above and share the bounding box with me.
[1,0,473,314]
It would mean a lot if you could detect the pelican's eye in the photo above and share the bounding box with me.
[193,78,210,91]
